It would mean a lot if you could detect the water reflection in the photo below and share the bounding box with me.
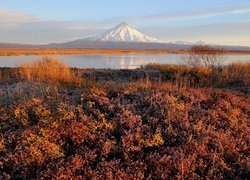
[99,54,183,69]
[0,54,249,69]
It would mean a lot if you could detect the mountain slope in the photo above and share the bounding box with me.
[86,22,159,43]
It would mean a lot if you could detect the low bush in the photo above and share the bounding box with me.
[0,81,249,179]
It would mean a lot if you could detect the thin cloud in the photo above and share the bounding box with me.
[0,8,105,43]
[143,21,250,46]
[0,8,40,28]
[0,8,110,30]
[140,5,250,21]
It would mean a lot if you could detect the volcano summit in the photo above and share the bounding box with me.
[85,22,159,43]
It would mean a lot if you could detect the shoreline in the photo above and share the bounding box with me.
[1,48,250,56]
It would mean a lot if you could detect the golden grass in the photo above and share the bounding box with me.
[19,56,82,85]
[142,62,250,91]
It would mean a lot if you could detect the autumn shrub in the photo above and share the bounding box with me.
[0,68,19,84]
[183,45,226,67]
[0,80,249,179]
[0,137,6,153]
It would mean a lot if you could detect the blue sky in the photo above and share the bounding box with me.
[0,0,250,45]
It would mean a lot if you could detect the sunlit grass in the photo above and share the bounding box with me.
[19,56,83,86]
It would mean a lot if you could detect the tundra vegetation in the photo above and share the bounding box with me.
[0,56,249,179]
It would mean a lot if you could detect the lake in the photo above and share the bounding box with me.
[0,54,250,69]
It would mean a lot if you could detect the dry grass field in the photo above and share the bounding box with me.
[0,48,185,56]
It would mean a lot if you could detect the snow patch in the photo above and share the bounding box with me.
[86,22,159,43]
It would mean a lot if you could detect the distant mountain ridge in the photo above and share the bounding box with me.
[169,40,207,46]
[1,41,250,52]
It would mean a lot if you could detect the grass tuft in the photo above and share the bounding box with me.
[19,56,83,86]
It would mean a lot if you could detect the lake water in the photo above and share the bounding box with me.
[0,54,250,69]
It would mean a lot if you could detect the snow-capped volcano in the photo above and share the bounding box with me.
[86,22,159,43]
